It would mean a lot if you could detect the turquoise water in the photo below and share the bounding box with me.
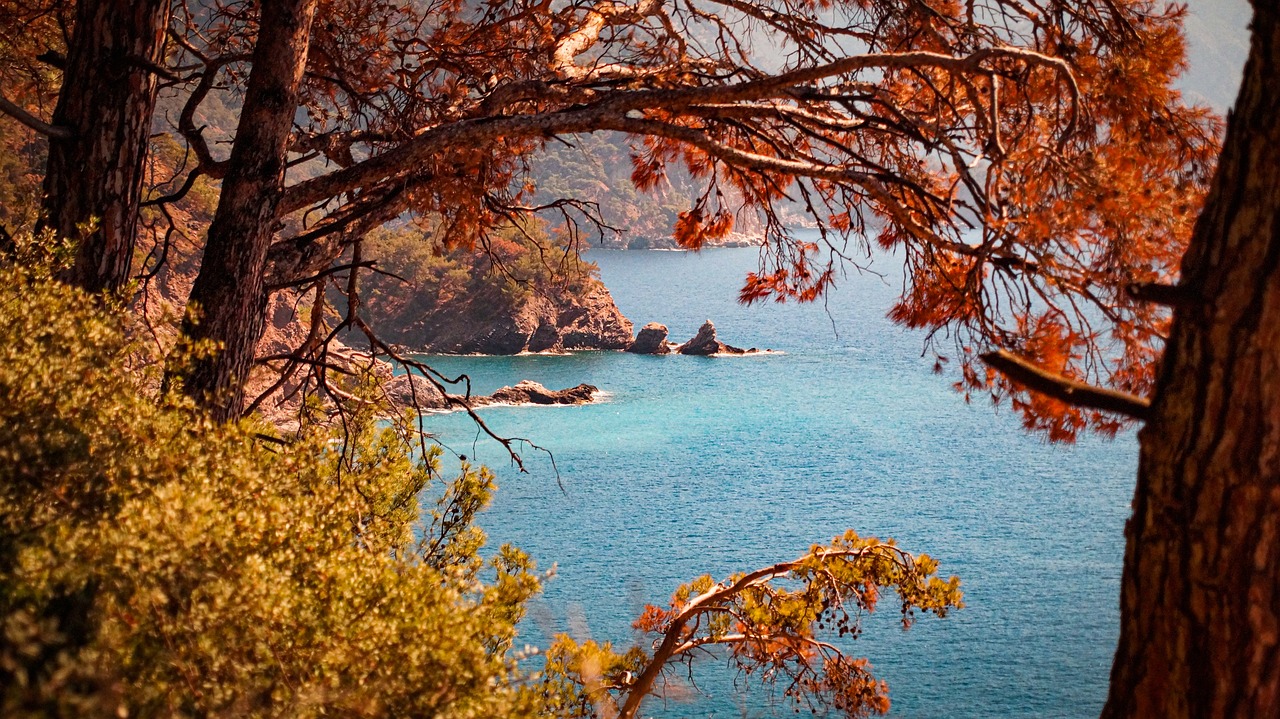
[418,246,1135,719]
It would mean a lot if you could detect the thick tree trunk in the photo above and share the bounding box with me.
[175,0,318,421]
[1102,3,1280,716]
[43,0,170,294]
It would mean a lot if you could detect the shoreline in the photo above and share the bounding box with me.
[400,347,783,359]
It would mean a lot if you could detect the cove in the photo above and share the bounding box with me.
[418,244,1135,719]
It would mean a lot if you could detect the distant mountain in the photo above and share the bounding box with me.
[529,132,761,249]
[1180,0,1251,111]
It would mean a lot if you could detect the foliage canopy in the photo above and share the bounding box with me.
[0,238,544,717]
[229,0,1217,439]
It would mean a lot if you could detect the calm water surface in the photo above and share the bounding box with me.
[418,245,1135,719]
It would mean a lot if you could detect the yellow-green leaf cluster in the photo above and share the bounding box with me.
[0,249,544,718]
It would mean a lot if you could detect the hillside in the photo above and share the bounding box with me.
[357,224,635,353]
[529,132,763,249]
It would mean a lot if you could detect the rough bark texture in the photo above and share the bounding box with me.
[1103,3,1280,716]
[43,0,170,294]
[178,0,318,421]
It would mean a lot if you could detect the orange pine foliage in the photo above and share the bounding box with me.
[548,532,960,719]
[166,0,1218,438]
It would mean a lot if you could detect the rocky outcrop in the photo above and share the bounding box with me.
[628,322,672,354]
[527,322,561,352]
[676,320,748,355]
[483,380,597,406]
[370,280,635,355]
[385,377,598,411]
[383,373,449,410]
[556,284,635,350]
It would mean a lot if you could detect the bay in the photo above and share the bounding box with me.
[418,245,1135,719]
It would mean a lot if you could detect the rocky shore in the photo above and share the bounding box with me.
[373,281,634,355]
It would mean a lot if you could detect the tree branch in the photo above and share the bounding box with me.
[1126,281,1191,307]
[618,545,905,719]
[0,93,72,139]
[280,47,1077,214]
[980,349,1150,420]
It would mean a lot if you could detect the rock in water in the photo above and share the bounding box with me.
[388,378,599,411]
[484,380,597,405]
[628,322,671,354]
[677,320,718,355]
[676,320,746,355]
[384,374,449,409]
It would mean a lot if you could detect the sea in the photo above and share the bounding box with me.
[415,244,1136,719]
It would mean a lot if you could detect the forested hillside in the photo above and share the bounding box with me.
[530,132,762,248]
[358,223,634,353]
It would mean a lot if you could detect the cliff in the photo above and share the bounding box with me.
[367,278,634,354]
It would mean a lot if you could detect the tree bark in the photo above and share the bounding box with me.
[43,0,170,294]
[175,0,318,421]
[1102,2,1280,716]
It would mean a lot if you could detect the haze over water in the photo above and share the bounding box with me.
[420,245,1136,718]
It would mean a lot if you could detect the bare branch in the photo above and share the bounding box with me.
[0,93,72,139]
[1127,281,1191,307]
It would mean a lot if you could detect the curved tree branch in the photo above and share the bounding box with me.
[0,93,72,139]
[280,47,1078,214]
[980,349,1151,420]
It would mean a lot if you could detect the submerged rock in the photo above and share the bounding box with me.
[628,322,671,354]
[676,320,747,356]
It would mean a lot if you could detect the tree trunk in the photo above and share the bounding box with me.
[43,0,170,294]
[175,0,318,421]
[1102,3,1280,716]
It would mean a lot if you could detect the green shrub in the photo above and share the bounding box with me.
[0,250,543,718]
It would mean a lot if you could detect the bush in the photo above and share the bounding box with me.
[0,250,543,718]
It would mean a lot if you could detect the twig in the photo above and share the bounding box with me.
[1127,281,1191,307]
